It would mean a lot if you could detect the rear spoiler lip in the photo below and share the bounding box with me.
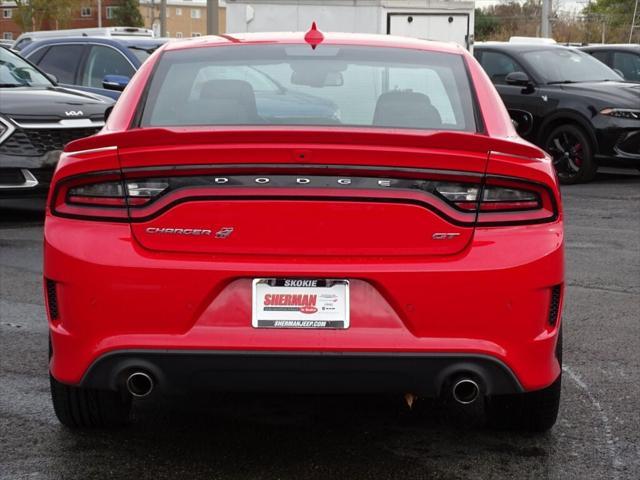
[66,127,546,160]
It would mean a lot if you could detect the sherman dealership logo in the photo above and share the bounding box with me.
[263,293,318,314]
[145,226,234,238]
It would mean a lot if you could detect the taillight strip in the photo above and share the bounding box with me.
[50,167,558,226]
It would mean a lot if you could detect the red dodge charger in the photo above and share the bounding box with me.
[44,29,564,431]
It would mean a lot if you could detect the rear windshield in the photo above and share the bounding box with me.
[141,45,477,132]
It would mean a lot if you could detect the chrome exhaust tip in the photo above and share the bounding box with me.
[452,378,480,405]
[126,371,154,398]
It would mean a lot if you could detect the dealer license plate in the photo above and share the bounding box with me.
[252,278,350,329]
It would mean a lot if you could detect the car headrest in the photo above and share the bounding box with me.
[198,79,259,123]
[373,90,442,129]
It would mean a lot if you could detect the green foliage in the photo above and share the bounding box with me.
[583,0,635,27]
[10,0,81,31]
[583,0,635,15]
[111,0,144,28]
[474,0,635,43]
[475,8,500,41]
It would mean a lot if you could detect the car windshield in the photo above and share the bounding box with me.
[0,47,52,87]
[522,48,621,84]
[142,45,477,132]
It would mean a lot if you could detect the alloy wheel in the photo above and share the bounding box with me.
[546,130,585,181]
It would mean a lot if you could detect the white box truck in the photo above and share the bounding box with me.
[225,0,475,50]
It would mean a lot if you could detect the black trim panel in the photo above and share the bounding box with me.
[77,350,524,396]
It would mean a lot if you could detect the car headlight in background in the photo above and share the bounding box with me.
[0,116,16,145]
[600,108,640,120]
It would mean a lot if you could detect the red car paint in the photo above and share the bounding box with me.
[44,33,563,396]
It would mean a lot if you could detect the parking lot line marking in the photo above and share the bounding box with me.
[563,365,623,478]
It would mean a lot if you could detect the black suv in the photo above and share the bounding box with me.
[474,43,640,183]
[0,46,113,209]
[579,44,640,83]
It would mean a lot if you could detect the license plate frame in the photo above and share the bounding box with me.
[252,278,350,329]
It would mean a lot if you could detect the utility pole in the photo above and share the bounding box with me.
[97,0,102,28]
[541,0,551,38]
[207,0,219,35]
[160,0,167,37]
[631,0,640,43]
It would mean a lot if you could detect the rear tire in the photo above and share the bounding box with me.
[485,327,562,432]
[50,374,132,429]
[544,124,597,185]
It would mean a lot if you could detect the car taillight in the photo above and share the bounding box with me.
[52,176,170,220]
[478,178,556,225]
[66,179,169,206]
[67,181,127,206]
[433,179,555,224]
[478,185,540,211]
[52,171,556,226]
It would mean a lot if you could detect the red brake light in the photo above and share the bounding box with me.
[477,185,541,212]
[52,176,169,220]
[476,178,557,225]
[433,179,554,224]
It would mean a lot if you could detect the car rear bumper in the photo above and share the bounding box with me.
[45,217,564,394]
[81,350,524,396]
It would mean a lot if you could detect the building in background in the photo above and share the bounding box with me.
[226,0,475,50]
[139,0,226,38]
[0,1,19,41]
[0,1,123,42]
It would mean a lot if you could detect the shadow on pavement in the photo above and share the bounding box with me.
[45,392,552,478]
[0,207,45,225]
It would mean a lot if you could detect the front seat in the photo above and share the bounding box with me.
[195,79,261,124]
[373,90,442,129]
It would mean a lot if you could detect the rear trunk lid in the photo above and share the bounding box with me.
[111,128,536,258]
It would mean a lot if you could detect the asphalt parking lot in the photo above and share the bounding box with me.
[1,170,639,480]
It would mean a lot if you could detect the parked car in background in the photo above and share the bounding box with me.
[12,27,154,52]
[579,44,640,83]
[46,32,563,433]
[474,43,640,183]
[21,37,167,100]
[0,46,113,209]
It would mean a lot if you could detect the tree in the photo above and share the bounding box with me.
[112,0,144,27]
[11,0,49,31]
[474,1,545,41]
[475,8,500,41]
[10,0,81,31]
[583,0,635,22]
[583,0,636,42]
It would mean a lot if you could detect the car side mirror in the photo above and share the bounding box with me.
[505,71,532,87]
[103,74,130,92]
